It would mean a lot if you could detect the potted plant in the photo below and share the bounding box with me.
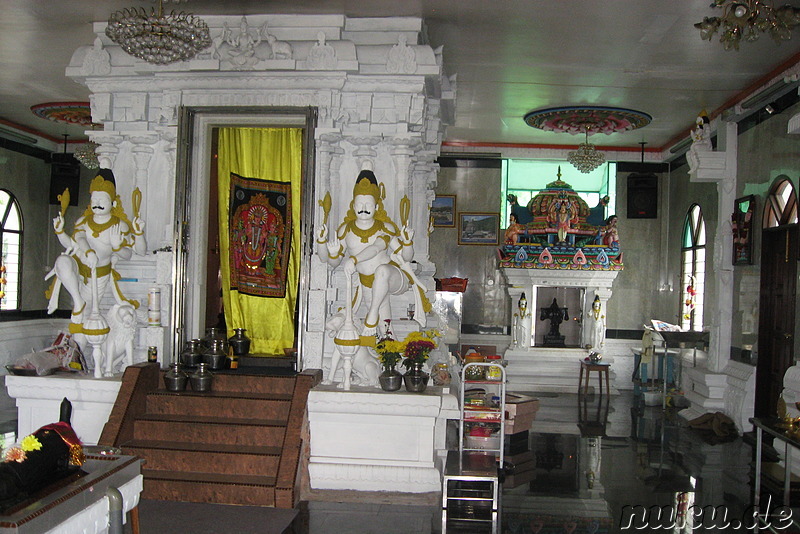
[401,330,439,393]
[375,320,403,391]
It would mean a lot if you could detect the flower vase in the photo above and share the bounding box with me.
[379,369,403,391]
[403,362,429,393]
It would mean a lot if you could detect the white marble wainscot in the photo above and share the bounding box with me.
[307,384,458,492]
[5,374,122,446]
[504,348,618,395]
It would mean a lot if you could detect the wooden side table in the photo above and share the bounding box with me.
[579,360,611,395]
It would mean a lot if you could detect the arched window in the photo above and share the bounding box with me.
[0,190,22,311]
[763,176,798,228]
[681,204,705,331]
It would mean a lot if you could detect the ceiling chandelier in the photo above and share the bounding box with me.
[695,0,800,51]
[74,141,100,170]
[105,0,212,65]
[566,128,605,174]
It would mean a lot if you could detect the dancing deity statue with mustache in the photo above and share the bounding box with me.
[317,169,429,337]
[316,169,431,386]
[45,169,147,335]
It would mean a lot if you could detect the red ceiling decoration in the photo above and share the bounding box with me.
[524,106,652,135]
[30,102,95,127]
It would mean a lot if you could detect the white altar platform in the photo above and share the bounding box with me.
[307,385,459,493]
[5,374,122,446]
[502,267,621,395]
[505,348,618,395]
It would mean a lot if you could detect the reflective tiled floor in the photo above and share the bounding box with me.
[133,389,765,533]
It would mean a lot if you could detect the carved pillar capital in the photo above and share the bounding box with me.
[90,133,124,169]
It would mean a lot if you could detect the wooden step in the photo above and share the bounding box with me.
[145,390,292,419]
[122,439,281,475]
[205,372,298,395]
[141,469,277,506]
[133,414,287,446]
[100,364,322,508]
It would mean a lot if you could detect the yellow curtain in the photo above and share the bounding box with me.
[217,127,303,355]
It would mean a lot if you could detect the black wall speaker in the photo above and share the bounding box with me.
[49,153,80,206]
[627,172,658,219]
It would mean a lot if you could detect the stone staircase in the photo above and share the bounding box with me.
[99,363,320,508]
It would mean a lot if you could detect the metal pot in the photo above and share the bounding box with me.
[180,339,203,368]
[189,363,213,392]
[164,363,188,392]
[203,339,227,370]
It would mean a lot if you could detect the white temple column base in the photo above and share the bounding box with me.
[307,385,456,493]
[678,366,727,424]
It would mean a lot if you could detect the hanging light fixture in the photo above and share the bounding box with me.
[695,0,800,51]
[74,140,100,170]
[566,127,605,174]
[105,0,212,65]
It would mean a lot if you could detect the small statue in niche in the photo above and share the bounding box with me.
[548,199,578,243]
[386,35,417,74]
[266,34,293,59]
[587,295,605,351]
[103,302,137,375]
[601,215,619,248]
[540,298,568,347]
[513,292,532,350]
[690,109,712,152]
[504,213,526,245]
[307,31,337,70]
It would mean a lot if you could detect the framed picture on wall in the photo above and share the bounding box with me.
[431,195,456,227]
[733,195,755,265]
[458,212,500,245]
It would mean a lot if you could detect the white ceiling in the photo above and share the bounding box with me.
[2,0,800,151]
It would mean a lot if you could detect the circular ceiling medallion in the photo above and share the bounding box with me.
[30,102,94,127]
[524,106,652,135]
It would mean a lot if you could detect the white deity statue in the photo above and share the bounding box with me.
[514,292,532,350]
[307,31,337,69]
[690,110,712,152]
[45,169,147,374]
[587,295,606,351]
[316,169,430,386]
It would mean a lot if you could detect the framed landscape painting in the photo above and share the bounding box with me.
[458,212,499,245]
[431,195,456,227]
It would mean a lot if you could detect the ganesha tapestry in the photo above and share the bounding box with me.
[228,172,292,298]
